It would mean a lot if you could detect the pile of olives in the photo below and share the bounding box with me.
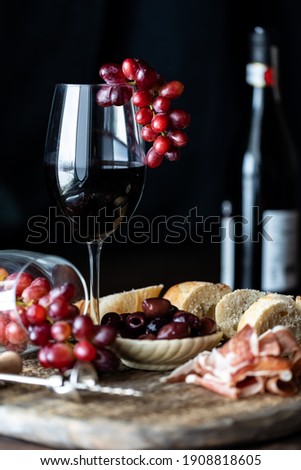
[101,297,217,340]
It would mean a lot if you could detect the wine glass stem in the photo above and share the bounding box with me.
[87,240,103,324]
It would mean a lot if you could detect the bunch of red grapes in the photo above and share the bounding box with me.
[96,58,191,168]
[0,269,119,375]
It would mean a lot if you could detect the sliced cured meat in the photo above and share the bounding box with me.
[265,377,298,396]
[163,325,301,399]
[250,356,292,379]
[272,326,300,356]
[258,330,281,357]
[186,373,241,399]
[236,376,265,398]
[218,323,258,365]
[292,349,301,383]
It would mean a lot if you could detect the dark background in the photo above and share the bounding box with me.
[1,0,301,294]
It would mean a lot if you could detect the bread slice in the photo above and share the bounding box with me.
[237,293,301,343]
[163,281,231,319]
[215,289,266,339]
[295,296,301,310]
[76,284,164,323]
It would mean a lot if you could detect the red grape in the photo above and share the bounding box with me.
[141,124,158,142]
[22,285,50,303]
[5,321,28,345]
[134,58,158,90]
[151,113,169,132]
[0,311,11,323]
[6,272,33,297]
[150,73,165,92]
[0,317,9,345]
[153,135,171,155]
[74,340,96,361]
[132,90,153,107]
[135,108,153,125]
[48,298,70,320]
[159,80,184,99]
[110,85,133,106]
[46,343,75,370]
[92,325,117,347]
[39,282,75,307]
[122,58,138,80]
[50,321,72,342]
[29,323,51,346]
[164,147,181,162]
[93,348,120,374]
[26,304,47,324]
[59,282,77,300]
[145,147,164,168]
[38,344,52,368]
[30,277,51,292]
[168,129,188,147]
[72,315,94,341]
[169,109,191,129]
[152,96,170,113]
[67,304,80,318]
[9,305,26,321]
[99,63,126,84]
[96,84,133,107]
[96,85,113,107]
[17,306,31,328]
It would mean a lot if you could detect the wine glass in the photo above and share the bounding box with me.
[44,84,146,323]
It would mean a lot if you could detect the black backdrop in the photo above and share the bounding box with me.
[1,0,301,292]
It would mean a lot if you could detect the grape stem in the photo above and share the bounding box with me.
[86,240,103,324]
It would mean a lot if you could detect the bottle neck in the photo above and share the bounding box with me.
[246,58,280,103]
[244,62,273,152]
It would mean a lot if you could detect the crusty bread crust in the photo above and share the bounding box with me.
[237,293,301,343]
[215,289,266,339]
[163,281,231,319]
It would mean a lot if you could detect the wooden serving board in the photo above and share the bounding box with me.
[0,356,301,449]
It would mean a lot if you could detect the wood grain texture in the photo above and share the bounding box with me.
[0,357,301,449]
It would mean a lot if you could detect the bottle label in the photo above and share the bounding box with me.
[246,63,269,87]
[261,210,299,291]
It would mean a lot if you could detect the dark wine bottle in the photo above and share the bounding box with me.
[220,26,299,293]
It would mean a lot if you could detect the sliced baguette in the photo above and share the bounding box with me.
[295,296,301,311]
[163,281,231,319]
[215,289,266,339]
[76,284,164,323]
[237,293,301,343]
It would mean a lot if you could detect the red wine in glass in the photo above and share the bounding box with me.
[44,84,146,322]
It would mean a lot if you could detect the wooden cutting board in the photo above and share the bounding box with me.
[0,356,301,449]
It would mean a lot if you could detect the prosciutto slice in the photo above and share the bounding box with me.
[163,325,301,399]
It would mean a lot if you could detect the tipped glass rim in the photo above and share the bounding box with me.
[0,249,89,314]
